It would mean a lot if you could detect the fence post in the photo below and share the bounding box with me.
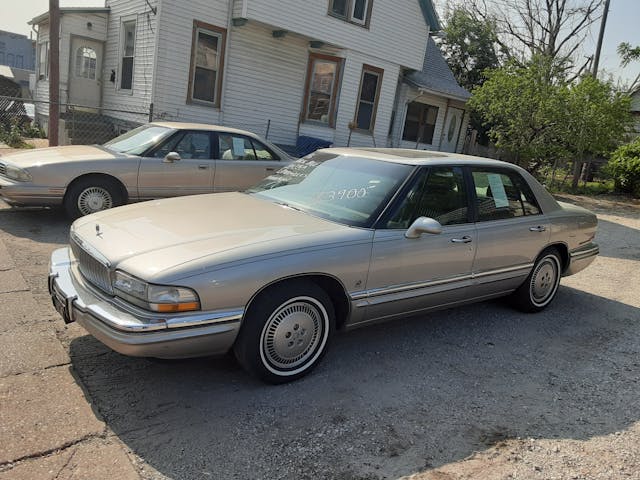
[148,103,154,123]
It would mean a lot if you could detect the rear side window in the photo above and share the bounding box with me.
[471,169,541,221]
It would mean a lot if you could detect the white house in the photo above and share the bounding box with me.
[30,0,470,152]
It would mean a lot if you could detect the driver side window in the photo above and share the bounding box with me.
[154,131,212,159]
[386,167,469,229]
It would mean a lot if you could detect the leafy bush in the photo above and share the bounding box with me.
[606,138,640,198]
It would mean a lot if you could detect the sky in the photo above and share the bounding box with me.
[1,0,639,88]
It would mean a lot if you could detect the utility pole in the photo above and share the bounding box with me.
[49,0,60,146]
[592,0,611,78]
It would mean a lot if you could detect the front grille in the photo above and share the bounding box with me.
[70,236,114,294]
[0,162,6,176]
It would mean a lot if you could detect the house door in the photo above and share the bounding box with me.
[441,107,464,152]
[68,37,103,109]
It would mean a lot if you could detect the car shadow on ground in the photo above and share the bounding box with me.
[68,286,640,479]
[0,207,70,245]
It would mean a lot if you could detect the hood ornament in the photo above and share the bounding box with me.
[95,224,102,237]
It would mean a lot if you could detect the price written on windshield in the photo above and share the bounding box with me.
[317,188,368,201]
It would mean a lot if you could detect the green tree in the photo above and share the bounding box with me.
[468,56,569,170]
[564,75,632,187]
[606,138,640,197]
[617,42,640,90]
[440,7,502,91]
[469,56,631,180]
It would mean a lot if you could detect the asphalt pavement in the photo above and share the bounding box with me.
[0,196,638,479]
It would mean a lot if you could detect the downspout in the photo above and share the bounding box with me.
[149,0,162,121]
[219,0,237,125]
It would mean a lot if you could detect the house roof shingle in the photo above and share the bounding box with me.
[405,36,471,102]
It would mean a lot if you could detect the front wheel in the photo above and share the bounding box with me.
[64,177,124,219]
[234,281,335,384]
[510,247,562,312]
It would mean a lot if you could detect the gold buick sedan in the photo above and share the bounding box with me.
[0,122,293,218]
[48,149,599,383]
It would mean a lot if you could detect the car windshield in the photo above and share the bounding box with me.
[248,152,413,228]
[103,125,174,155]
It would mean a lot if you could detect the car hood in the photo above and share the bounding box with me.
[71,192,370,282]
[1,145,122,168]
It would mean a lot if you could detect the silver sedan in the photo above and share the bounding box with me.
[48,149,599,383]
[0,122,293,218]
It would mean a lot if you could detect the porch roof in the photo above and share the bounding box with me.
[29,7,110,26]
[404,36,471,102]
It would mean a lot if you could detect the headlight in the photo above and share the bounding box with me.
[113,271,200,313]
[4,164,32,182]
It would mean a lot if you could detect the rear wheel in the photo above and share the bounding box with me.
[64,177,124,218]
[511,247,562,312]
[234,281,335,384]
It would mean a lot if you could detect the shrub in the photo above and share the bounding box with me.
[606,138,640,198]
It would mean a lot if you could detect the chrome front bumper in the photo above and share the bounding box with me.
[48,247,244,358]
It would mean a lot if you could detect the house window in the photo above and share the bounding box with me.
[187,21,227,107]
[402,102,439,144]
[354,64,383,131]
[302,53,343,127]
[0,52,4,65]
[16,55,23,69]
[328,0,372,26]
[7,53,14,67]
[120,20,136,90]
[75,47,97,79]
[38,42,49,79]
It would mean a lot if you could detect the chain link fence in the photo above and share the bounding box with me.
[0,95,151,147]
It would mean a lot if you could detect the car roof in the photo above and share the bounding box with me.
[150,121,266,137]
[320,148,516,168]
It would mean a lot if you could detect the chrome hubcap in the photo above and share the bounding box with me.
[261,297,325,371]
[77,187,113,215]
[530,256,559,305]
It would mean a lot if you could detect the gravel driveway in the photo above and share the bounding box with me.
[0,195,638,479]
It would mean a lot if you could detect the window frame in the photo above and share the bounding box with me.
[354,64,383,132]
[301,52,343,128]
[402,101,439,145]
[214,133,279,161]
[118,18,137,92]
[187,20,227,108]
[74,46,97,80]
[328,0,373,28]
[37,41,49,80]
[468,167,542,222]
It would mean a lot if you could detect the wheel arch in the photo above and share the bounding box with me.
[543,242,569,273]
[243,273,351,331]
[63,173,129,204]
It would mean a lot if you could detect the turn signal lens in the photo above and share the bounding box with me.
[152,302,201,313]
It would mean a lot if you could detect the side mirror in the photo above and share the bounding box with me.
[164,151,181,163]
[405,217,442,239]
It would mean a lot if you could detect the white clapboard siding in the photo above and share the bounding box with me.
[101,0,158,118]
[34,22,51,118]
[150,0,230,124]
[236,0,429,71]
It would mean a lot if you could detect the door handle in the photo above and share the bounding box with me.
[529,226,546,232]
[198,164,209,170]
[266,167,277,172]
[451,236,472,243]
